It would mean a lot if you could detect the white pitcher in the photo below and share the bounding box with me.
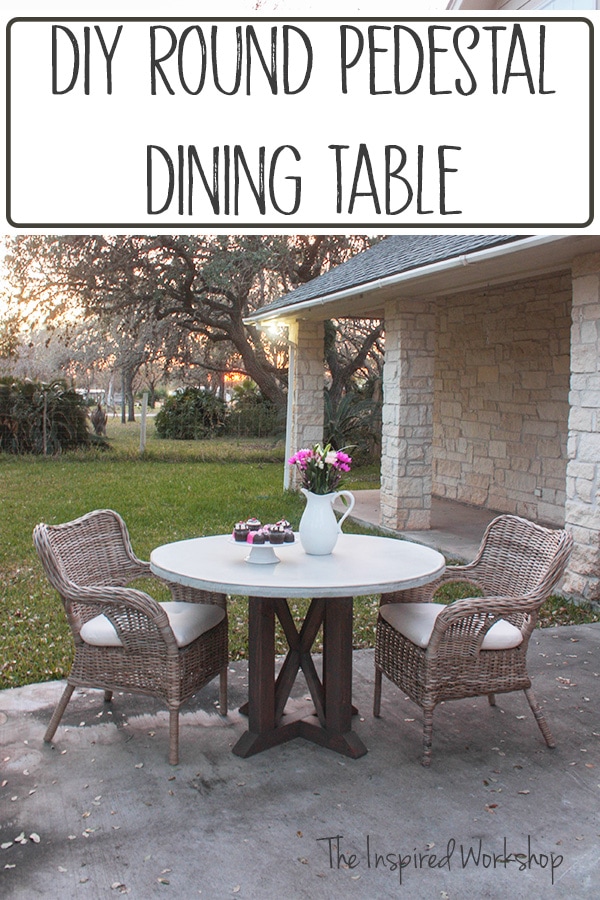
[298,489,356,555]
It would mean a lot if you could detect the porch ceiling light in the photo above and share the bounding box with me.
[263,318,286,338]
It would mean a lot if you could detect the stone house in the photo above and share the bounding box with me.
[246,235,600,602]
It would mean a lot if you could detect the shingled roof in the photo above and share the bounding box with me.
[254,235,526,316]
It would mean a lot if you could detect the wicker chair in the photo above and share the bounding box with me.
[33,509,228,765]
[374,514,573,766]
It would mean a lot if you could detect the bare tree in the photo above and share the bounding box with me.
[5,234,382,411]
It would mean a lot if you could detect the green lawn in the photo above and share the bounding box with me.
[1,418,597,689]
[0,419,380,688]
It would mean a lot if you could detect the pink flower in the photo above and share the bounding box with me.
[335,451,352,471]
[288,448,315,470]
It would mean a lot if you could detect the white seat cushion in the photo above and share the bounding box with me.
[379,602,523,650]
[80,602,225,649]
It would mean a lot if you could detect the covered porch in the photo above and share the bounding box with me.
[338,491,498,562]
[248,235,600,602]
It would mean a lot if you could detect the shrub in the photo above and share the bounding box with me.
[324,390,382,465]
[154,387,227,440]
[0,378,92,454]
[225,379,281,438]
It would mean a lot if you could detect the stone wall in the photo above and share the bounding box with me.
[433,272,572,526]
[564,253,600,601]
[381,297,436,530]
[287,319,325,489]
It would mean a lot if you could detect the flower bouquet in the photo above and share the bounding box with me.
[288,443,352,495]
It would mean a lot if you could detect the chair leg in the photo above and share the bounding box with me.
[373,667,382,717]
[524,687,556,748]
[44,683,75,743]
[168,708,179,766]
[219,666,228,716]
[422,708,434,767]
[488,693,496,706]
[104,690,113,702]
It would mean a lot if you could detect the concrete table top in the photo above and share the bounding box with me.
[150,533,446,598]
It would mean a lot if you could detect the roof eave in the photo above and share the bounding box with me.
[245,235,574,326]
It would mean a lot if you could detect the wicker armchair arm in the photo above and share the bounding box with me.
[439,591,543,621]
[63,584,179,651]
[427,592,539,656]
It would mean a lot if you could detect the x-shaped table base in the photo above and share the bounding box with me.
[232,595,367,759]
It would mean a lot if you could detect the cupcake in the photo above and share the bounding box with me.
[248,529,266,544]
[233,522,250,542]
[268,524,286,544]
[275,519,294,542]
[246,517,262,531]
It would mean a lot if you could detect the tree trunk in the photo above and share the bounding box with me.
[124,368,136,422]
[147,380,157,408]
[235,322,287,409]
[121,371,126,424]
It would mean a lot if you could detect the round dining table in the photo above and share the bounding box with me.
[150,533,445,759]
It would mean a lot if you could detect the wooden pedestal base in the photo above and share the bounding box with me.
[232,595,367,759]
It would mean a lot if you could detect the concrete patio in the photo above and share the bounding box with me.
[1,619,599,899]
[2,497,597,898]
